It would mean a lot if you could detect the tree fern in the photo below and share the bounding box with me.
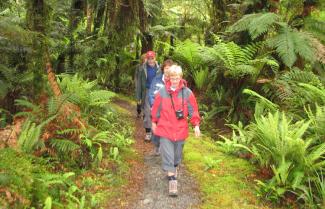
[263,69,324,110]
[172,39,205,75]
[47,94,69,116]
[229,13,280,39]
[201,40,278,78]
[267,25,316,68]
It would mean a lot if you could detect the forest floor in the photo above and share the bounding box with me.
[111,96,284,209]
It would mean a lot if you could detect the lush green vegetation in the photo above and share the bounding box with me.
[1,0,325,208]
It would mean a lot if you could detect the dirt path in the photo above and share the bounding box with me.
[113,97,201,209]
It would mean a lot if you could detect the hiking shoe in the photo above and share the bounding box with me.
[144,132,151,142]
[168,179,178,197]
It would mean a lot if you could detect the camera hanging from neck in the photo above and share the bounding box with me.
[169,88,184,119]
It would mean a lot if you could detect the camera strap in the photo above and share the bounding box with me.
[169,88,184,112]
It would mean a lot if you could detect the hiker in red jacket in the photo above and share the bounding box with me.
[151,64,201,196]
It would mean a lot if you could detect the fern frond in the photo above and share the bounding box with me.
[172,40,205,74]
[229,13,280,39]
[47,94,71,116]
[267,25,315,68]
[193,68,210,90]
[89,90,115,106]
[243,89,278,111]
[0,17,35,45]
[282,68,323,88]
[15,98,41,113]
[50,139,80,153]
[298,83,325,105]
[56,128,83,135]
[18,120,44,153]
[226,64,258,77]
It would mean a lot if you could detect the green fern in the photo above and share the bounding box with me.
[229,12,280,39]
[89,90,115,106]
[0,16,35,45]
[56,128,84,136]
[172,40,205,75]
[267,25,316,68]
[193,68,209,90]
[18,120,44,153]
[298,83,325,105]
[202,40,278,78]
[15,98,41,112]
[243,89,279,113]
[46,94,74,116]
[18,115,56,153]
[57,74,115,110]
[50,139,80,153]
[305,105,325,140]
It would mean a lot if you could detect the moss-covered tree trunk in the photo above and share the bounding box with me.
[67,0,85,72]
[139,0,153,53]
[205,0,227,46]
[93,0,106,33]
[26,0,48,95]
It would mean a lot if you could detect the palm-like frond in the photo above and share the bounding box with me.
[201,40,277,78]
[172,40,204,74]
[298,83,325,105]
[243,89,279,113]
[50,139,80,153]
[0,17,35,45]
[57,74,115,109]
[229,12,280,39]
[264,69,324,110]
[15,98,41,113]
[267,25,316,68]
[89,90,115,106]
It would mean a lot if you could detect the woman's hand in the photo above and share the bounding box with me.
[194,126,200,137]
[152,122,157,133]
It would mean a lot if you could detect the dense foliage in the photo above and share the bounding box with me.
[0,0,325,208]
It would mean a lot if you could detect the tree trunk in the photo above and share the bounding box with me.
[26,0,47,94]
[205,0,227,45]
[68,0,85,72]
[93,0,106,33]
[86,3,94,34]
[169,34,174,56]
[139,0,153,53]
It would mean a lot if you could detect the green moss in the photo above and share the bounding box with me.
[184,135,274,209]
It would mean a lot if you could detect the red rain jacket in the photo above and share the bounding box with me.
[151,79,200,141]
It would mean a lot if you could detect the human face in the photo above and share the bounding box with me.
[147,57,156,67]
[170,75,181,88]
[163,65,171,80]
